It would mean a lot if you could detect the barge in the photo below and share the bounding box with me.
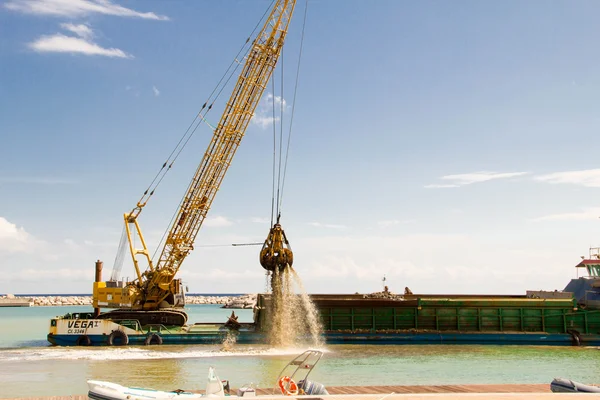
[257,293,600,345]
[48,250,600,346]
[46,294,600,346]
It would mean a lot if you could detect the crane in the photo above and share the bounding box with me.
[93,0,297,327]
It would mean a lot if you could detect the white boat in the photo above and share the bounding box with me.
[88,367,223,400]
[87,350,327,400]
[88,380,205,400]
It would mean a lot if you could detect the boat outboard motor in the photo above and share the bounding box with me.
[298,380,329,395]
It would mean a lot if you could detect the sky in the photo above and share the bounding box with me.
[1,0,600,296]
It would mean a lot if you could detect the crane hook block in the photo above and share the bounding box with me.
[260,223,293,271]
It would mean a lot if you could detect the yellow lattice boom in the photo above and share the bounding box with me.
[94,0,297,312]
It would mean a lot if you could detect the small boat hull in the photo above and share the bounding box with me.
[550,378,600,393]
[88,380,204,400]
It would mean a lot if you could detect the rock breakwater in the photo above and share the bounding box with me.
[2,294,257,308]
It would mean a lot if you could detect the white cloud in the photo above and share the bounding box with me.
[251,217,270,224]
[60,22,93,39]
[0,225,134,292]
[308,222,347,229]
[378,220,399,227]
[180,268,263,281]
[377,220,412,228]
[251,93,287,129]
[425,171,528,188]
[0,222,585,294]
[204,215,234,228]
[0,217,33,253]
[269,93,286,108]
[152,86,160,97]
[29,33,132,58]
[423,184,460,189]
[7,267,92,282]
[531,207,600,222]
[289,232,578,295]
[252,115,278,129]
[296,234,471,286]
[124,85,140,97]
[5,0,169,20]
[307,256,366,279]
[535,169,600,188]
[0,217,29,241]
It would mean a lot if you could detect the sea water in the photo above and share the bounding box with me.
[0,305,599,398]
[0,304,254,349]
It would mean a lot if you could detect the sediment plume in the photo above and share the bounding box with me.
[220,330,238,351]
[267,265,323,347]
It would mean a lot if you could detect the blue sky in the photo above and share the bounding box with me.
[1,0,600,295]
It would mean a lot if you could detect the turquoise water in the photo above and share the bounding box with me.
[0,305,598,398]
[0,304,254,348]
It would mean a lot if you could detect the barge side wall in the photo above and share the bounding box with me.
[256,294,600,343]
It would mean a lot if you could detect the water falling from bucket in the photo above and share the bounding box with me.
[267,265,323,347]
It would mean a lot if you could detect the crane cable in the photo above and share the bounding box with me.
[275,50,285,221]
[271,0,309,224]
[149,1,279,263]
[270,74,277,226]
[110,226,128,280]
[130,0,277,218]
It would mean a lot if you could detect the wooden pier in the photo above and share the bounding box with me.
[254,384,551,395]
[3,383,565,400]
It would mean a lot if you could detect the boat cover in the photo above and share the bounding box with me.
[550,377,600,393]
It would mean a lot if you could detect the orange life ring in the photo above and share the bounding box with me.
[278,376,298,396]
